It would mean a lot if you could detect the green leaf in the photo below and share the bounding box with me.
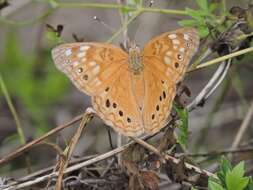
[178,19,198,27]
[45,30,64,44]
[174,105,188,149]
[226,162,249,190]
[191,187,198,190]
[217,157,232,187]
[198,26,209,37]
[245,178,253,190]
[209,3,219,13]
[208,180,225,190]
[196,0,209,12]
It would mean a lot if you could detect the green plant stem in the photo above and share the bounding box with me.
[141,7,187,15]
[58,2,187,15]
[106,11,141,43]
[237,32,253,41]
[0,74,26,145]
[0,2,187,27]
[221,0,226,13]
[189,46,253,72]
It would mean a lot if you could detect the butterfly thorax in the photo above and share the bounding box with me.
[128,46,143,75]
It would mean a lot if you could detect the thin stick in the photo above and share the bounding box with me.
[131,137,217,179]
[0,74,31,172]
[179,147,253,157]
[55,110,93,189]
[231,101,253,149]
[0,114,83,165]
[190,46,253,71]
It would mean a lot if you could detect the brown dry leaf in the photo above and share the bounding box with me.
[164,158,188,183]
[141,170,160,190]
[158,127,176,152]
[129,174,145,190]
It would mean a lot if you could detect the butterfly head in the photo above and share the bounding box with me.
[128,43,143,75]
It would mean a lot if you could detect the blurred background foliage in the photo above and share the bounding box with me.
[0,29,69,136]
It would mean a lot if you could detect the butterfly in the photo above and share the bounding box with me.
[52,28,199,137]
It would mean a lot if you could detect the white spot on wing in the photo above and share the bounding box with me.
[166,51,172,56]
[80,45,90,51]
[168,34,177,39]
[92,65,100,75]
[77,52,86,58]
[179,48,185,53]
[89,61,97,67]
[164,56,171,65]
[65,49,72,56]
[173,45,178,50]
[72,61,79,67]
[172,39,180,45]
[91,78,102,86]
[184,34,190,41]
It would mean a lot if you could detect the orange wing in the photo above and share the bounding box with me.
[142,28,199,134]
[92,65,144,136]
[52,43,128,96]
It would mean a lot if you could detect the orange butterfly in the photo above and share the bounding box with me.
[52,28,199,137]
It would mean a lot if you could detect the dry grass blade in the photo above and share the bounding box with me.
[55,109,94,189]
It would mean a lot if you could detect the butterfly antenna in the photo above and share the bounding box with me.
[92,15,115,33]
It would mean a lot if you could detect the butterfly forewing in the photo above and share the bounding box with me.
[142,28,199,134]
[143,28,199,83]
[52,43,128,96]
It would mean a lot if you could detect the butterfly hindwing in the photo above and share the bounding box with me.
[92,64,144,136]
[52,43,128,96]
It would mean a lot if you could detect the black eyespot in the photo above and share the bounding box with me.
[127,117,131,123]
[163,91,166,99]
[177,54,183,61]
[106,99,110,107]
[105,87,110,92]
[83,74,88,80]
[161,80,164,84]
[159,96,162,101]
[139,106,143,111]
[78,68,83,73]
[113,102,117,108]
[152,114,155,120]
[156,105,160,111]
[175,62,179,68]
[119,110,123,116]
